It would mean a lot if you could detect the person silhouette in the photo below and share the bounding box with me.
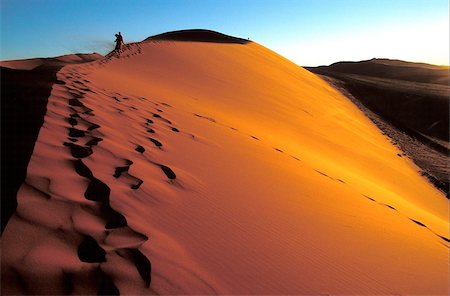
[114,32,124,54]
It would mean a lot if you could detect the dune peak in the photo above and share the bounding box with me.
[145,29,250,44]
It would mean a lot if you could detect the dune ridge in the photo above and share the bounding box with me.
[311,58,450,85]
[1,53,104,233]
[0,53,103,70]
[2,35,449,294]
[2,65,154,294]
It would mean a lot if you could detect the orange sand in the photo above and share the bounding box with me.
[2,39,448,294]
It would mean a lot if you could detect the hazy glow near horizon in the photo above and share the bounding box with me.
[278,19,450,66]
[1,0,448,66]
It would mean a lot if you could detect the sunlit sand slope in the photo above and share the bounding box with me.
[2,38,448,295]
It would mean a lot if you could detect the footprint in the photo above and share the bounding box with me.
[171,127,179,132]
[105,209,128,229]
[315,170,328,177]
[160,165,176,180]
[135,145,145,154]
[363,195,376,202]
[97,268,120,295]
[407,218,449,244]
[69,112,81,118]
[146,129,155,134]
[131,180,144,190]
[128,249,151,287]
[114,166,129,178]
[64,142,93,158]
[84,178,110,203]
[68,92,84,99]
[382,204,397,211]
[67,114,79,126]
[69,98,85,107]
[152,113,172,124]
[68,117,78,126]
[113,160,143,189]
[68,128,86,138]
[194,114,216,123]
[439,236,450,243]
[87,123,101,131]
[82,109,95,116]
[361,194,448,244]
[409,218,426,227]
[77,236,106,263]
[74,159,93,178]
[85,137,103,147]
[148,138,162,148]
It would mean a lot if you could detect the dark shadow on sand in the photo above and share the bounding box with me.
[1,64,63,233]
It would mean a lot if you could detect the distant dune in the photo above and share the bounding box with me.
[1,31,448,295]
[312,58,449,85]
[0,53,103,70]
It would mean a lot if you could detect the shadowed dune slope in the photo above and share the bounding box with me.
[307,60,450,142]
[1,53,103,233]
[312,58,450,85]
[1,37,448,295]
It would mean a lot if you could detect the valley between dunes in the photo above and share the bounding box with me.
[1,36,448,294]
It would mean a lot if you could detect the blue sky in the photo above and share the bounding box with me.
[1,0,448,66]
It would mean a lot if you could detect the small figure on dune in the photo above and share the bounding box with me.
[115,32,124,54]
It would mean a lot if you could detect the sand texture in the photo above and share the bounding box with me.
[1,39,448,295]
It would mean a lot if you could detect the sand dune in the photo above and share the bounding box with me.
[1,31,448,294]
[310,58,450,85]
[1,53,104,233]
[307,60,450,196]
[307,59,450,141]
[0,53,103,70]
